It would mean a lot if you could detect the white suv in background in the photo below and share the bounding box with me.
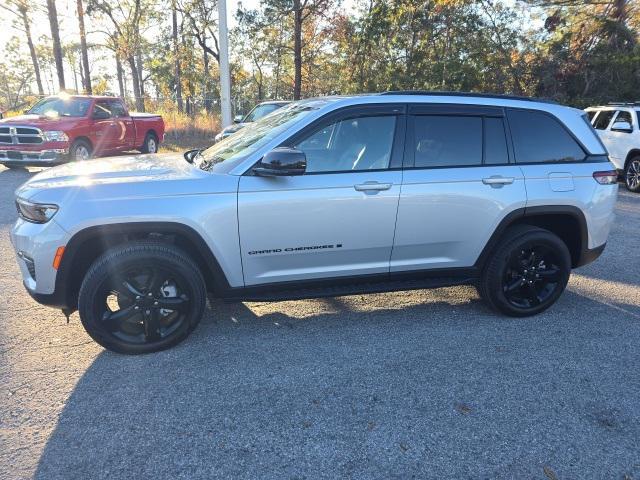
[585,103,640,192]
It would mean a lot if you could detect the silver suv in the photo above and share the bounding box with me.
[11,92,618,354]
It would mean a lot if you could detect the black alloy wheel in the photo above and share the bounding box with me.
[78,242,206,354]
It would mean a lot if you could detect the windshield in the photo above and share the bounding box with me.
[195,102,322,172]
[28,97,92,117]
[243,103,286,123]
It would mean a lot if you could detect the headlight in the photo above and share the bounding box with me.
[42,130,69,142]
[15,198,59,223]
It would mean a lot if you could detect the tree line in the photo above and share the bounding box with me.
[1,0,639,114]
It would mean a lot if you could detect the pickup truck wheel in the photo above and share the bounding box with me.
[625,157,640,192]
[478,225,571,317]
[140,133,158,154]
[70,139,92,162]
[78,242,206,354]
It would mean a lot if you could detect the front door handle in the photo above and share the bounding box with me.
[354,182,393,192]
[482,176,514,186]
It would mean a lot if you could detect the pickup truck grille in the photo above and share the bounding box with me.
[0,126,43,145]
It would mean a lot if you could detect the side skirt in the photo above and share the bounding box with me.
[218,268,479,303]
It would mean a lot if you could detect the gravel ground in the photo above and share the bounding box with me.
[0,166,639,480]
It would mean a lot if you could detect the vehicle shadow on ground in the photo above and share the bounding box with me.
[33,288,640,480]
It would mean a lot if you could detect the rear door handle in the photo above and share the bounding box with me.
[354,182,392,192]
[482,176,514,186]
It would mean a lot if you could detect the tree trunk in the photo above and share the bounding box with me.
[172,0,183,113]
[136,49,145,97]
[127,55,145,112]
[116,54,125,99]
[76,0,92,94]
[46,0,65,90]
[19,6,44,96]
[293,0,302,100]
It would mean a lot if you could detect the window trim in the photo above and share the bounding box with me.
[250,103,407,176]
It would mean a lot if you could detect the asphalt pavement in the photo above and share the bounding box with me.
[0,165,639,480]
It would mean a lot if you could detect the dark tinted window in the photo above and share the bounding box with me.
[593,110,616,130]
[413,116,482,168]
[484,117,509,164]
[614,110,632,125]
[93,101,113,118]
[586,110,597,121]
[294,115,396,172]
[507,109,585,163]
[107,100,127,117]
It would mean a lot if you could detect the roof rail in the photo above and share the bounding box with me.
[606,101,640,106]
[379,90,557,103]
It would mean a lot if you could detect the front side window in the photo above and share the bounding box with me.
[507,109,585,163]
[593,110,616,130]
[294,115,397,173]
[412,115,482,168]
[108,100,128,117]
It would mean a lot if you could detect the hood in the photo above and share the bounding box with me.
[15,153,229,203]
[0,114,80,130]
[221,123,248,135]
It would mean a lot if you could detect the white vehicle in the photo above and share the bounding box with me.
[585,103,640,192]
[11,92,618,354]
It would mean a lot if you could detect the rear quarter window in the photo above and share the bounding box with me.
[507,109,585,163]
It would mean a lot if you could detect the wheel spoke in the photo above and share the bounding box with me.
[102,305,138,332]
[145,269,164,295]
[121,279,144,299]
[143,309,162,342]
[526,284,541,306]
[537,267,560,281]
[504,277,524,293]
[156,295,189,312]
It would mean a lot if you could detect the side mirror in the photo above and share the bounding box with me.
[183,149,201,163]
[253,147,306,176]
[233,114,244,124]
[611,121,633,133]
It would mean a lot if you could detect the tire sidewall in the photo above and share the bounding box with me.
[78,246,206,354]
[143,133,158,154]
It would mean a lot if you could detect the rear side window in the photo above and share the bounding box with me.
[413,116,482,168]
[107,100,127,117]
[586,111,597,121]
[614,110,632,125]
[507,109,585,163]
[593,110,616,130]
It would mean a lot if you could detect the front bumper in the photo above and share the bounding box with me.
[0,148,69,167]
[10,218,70,306]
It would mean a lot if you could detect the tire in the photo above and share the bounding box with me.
[69,139,93,162]
[478,225,571,317]
[78,242,206,354]
[140,132,159,154]
[625,156,640,192]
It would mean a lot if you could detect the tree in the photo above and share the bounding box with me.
[0,0,45,96]
[46,0,66,90]
[76,0,92,93]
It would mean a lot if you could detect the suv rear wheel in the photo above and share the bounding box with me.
[625,156,640,192]
[478,225,571,317]
[78,242,206,354]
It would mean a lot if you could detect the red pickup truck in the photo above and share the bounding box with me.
[0,95,164,167]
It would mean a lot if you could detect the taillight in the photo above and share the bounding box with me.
[593,170,618,185]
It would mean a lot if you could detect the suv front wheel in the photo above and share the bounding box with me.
[78,242,207,354]
[478,225,571,317]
